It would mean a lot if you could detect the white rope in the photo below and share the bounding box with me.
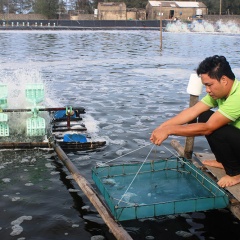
[117,144,155,206]
[102,143,152,165]
[162,144,226,194]
[162,144,181,160]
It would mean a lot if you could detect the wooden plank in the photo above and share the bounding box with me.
[0,141,106,151]
[194,152,240,220]
[52,127,87,132]
[194,152,240,201]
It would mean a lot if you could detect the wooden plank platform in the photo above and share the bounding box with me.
[171,140,240,220]
[194,152,240,220]
[194,152,240,199]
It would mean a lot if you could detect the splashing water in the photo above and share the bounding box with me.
[0,69,51,140]
[166,20,240,34]
[1,68,46,109]
[216,20,240,33]
[166,20,190,32]
[191,21,206,32]
[0,68,102,142]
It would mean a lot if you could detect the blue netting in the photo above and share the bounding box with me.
[92,158,229,221]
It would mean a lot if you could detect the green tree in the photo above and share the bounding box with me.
[223,0,240,15]
[125,0,148,8]
[92,0,148,9]
[92,0,104,9]
[0,0,7,13]
[58,0,67,14]
[0,0,34,14]
[33,0,59,19]
[75,0,93,14]
[0,0,17,13]
[201,0,240,15]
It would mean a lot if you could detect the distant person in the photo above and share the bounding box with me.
[150,55,240,188]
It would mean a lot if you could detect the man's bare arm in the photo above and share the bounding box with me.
[150,104,231,145]
[159,101,210,128]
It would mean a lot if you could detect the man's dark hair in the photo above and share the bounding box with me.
[196,55,235,81]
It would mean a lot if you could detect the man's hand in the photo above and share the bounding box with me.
[150,126,169,145]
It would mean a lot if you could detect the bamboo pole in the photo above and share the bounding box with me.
[0,141,106,151]
[50,140,133,240]
[1,107,85,113]
[0,142,50,149]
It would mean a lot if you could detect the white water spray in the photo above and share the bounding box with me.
[166,20,240,34]
[0,69,51,140]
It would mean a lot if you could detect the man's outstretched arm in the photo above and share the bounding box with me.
[150,102,231,145]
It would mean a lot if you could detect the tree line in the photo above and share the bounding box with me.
[0,0,239,19]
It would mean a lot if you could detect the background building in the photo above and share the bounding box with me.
[126,8,146,20]
[97,2,127,20]
[146,1,207,20]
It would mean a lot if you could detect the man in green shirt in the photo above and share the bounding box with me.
[150,55,240,188]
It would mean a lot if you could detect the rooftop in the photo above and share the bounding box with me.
[148,1,206,8]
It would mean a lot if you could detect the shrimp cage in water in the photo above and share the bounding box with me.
[92,157,229,221]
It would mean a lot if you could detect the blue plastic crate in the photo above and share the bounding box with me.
[92,158,229,221]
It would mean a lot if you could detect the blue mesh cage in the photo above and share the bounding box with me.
[92,158,229,221]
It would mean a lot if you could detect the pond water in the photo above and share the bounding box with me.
[0,22,240,240]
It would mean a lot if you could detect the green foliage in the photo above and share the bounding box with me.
[125,0,148,8]
[92,0,148,9]
[0,0,7,14]
[33,0,59,19]
[0,0,32,14]
[200,0,239,15]
[75,0,93,14]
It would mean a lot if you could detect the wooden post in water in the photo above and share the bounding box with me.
[184,74,203,159]
[159,2,163,50]
[184,95,199,159]
[50,139,133,240]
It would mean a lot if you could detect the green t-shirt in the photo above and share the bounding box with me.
[201,80,240,129]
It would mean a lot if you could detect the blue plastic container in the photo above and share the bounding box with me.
[63,134,87,143]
